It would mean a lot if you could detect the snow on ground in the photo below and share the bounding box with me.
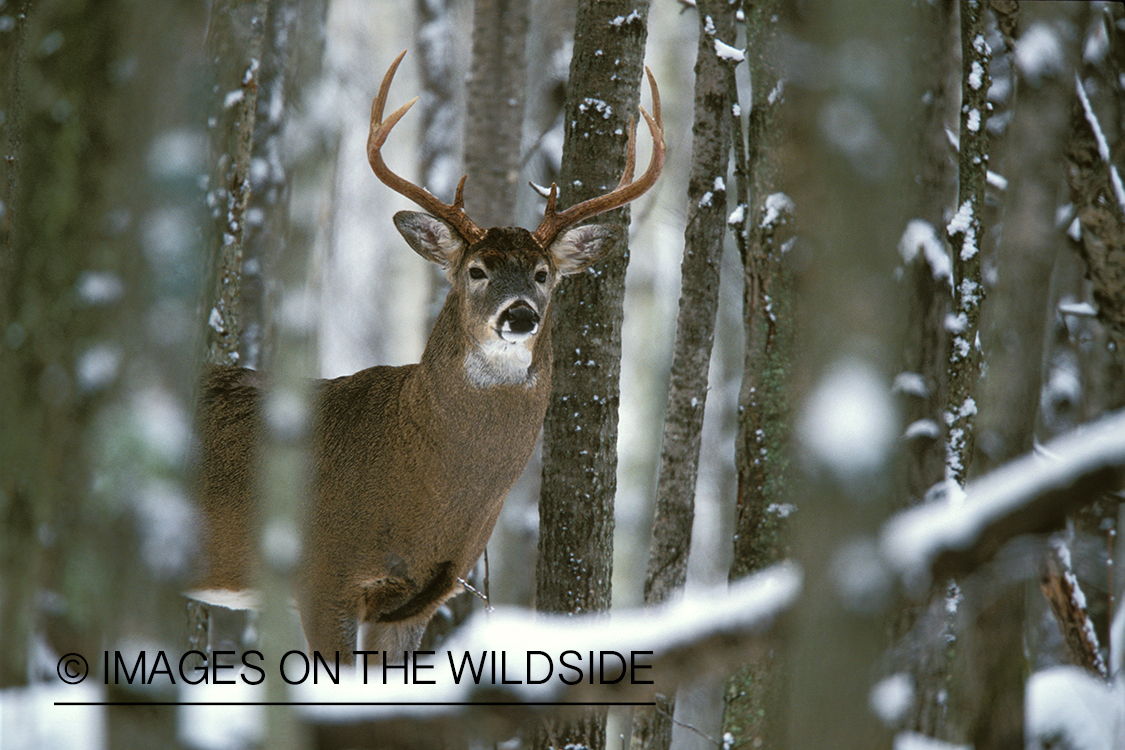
[1,683,104,750]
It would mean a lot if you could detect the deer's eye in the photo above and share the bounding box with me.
[535,270,549,284]
[469,267,487,280]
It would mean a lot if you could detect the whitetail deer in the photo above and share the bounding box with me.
[191,51,664,659]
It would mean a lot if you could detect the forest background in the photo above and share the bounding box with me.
[2,1,1124,749]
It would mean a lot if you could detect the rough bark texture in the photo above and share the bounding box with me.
[203,0,269,367]
[954,4,1083,749]
[721,1,794,748]
[943,0,991,488]
[1066,35,1125,356]
[535,2,650,748]
[631,3,733,748]
[188,0,272,676]
[887,1,959,740]
[899,0,956,508]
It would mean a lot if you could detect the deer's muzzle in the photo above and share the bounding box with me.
[498,301,540,342]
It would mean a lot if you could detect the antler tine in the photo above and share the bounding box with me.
[615,114,638,190]
[368,51,486,244]
[532,66,666,248]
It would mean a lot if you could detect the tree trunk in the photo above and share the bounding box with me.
[0,2,206,748]
[721,1,795,747]
[463,0,528,228]
[943,0,991,487]
[631,2,733,747]
[953,4,1084,748]
[253,4,331,750]
[202,0,270,367]
[776,0,920,747]
[535,1,650,748]
[885,0,959,742]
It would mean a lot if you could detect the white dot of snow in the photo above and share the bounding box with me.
[892,371,929,398]
[1014,22,1065,85]
[904,419,941,441]
[223,88,245,110]
[871,672,915,726]
[968,60,985,90]
[714,38,745,63]
[966,108,980,133]
[897,219,951,285]
[77,344,121,392]
[727,204,746,227]
[760,192,794,229]
[76,271,124,306]
[799,358,896,479]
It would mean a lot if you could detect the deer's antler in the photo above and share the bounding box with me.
[531,67,665,248]
[368,51,487,245]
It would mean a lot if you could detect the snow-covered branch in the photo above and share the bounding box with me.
[297,562,800,708]
[881,410,1125,594]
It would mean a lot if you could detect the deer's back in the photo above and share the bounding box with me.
[195,362,544,602]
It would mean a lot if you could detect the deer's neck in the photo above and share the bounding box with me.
[413,293,553,435]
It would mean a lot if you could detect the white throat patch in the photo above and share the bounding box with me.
[464,339,535,388]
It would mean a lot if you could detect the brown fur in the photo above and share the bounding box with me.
[195,226,603,658]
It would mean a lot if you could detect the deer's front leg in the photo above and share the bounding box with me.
[299,588,360,663]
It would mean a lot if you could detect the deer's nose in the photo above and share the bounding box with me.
[498,301,540,340]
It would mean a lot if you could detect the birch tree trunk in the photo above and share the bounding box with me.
[535,2,650,748]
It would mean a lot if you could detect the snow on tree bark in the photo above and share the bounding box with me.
[1067,70,1125,358]
[943,0,991,488]
[535,2,650,749]
[949,5,1091,748]
[720,1,794,748]
[203,0,269,367]
[886,1,959,740]
[631,3,734,748]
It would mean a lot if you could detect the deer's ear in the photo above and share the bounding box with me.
[548,224,621,276]
[394,211,467,267]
